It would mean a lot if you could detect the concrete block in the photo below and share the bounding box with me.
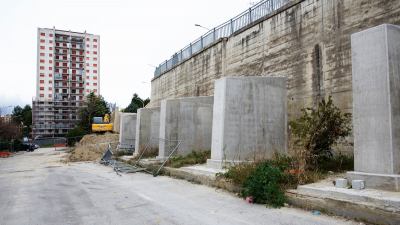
[119,113,136,150]
[112,109,121,133]
[207,76,287,169]
[335,178,348,188]
[348,24,400,191]
[158,96,213,158]
[352,180,365,190]
[135,107,160,154]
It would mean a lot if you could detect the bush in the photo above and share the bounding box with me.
[66,127,87,146]
[289,96,352,170]
[168,150,211,168]
[241,162,287,208]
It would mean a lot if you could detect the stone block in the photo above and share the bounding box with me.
[112,108,121,133]
[347,24,400,191]
[352,180,365,190]
[135,107,160,154]
[158,96,213,158]
[335,178,348,188]
[207,76,287,169]
[119,113,136,150]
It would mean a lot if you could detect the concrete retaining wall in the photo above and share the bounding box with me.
[208,77,287,168]
[158,96,213,158]
[135,107,160,153]
[150,0,400,154]
[119,113,136,150]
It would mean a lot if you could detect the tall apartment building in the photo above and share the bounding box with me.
[32,28,100,137]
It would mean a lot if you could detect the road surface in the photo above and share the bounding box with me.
[0,148,358,225]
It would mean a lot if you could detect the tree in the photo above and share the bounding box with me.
[78,92,110,133]
[123,93,150,113]
[11,105,32,136]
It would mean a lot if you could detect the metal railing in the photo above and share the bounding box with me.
[154,0,291,78]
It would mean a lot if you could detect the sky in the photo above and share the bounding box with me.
[0,0,254,114]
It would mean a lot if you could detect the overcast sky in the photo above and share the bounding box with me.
[0,0,254,113]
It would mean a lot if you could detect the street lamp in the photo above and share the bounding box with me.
[194,24,211,31]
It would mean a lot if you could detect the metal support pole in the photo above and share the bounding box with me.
[249,8,252,23]
[230,19,234,34]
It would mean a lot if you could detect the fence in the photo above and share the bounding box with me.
[154,0,291,78]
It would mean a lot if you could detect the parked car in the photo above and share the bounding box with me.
[21,142,35,152]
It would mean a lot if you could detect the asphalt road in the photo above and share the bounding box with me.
[0,148,359,225]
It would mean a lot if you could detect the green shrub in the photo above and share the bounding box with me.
[241,162,287,208]
[217,163,257,186]
[289,96,352,169]
[168,150,210,168]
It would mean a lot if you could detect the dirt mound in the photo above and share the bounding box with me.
[67,133,119,162]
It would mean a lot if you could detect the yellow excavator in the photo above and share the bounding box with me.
[91,114,113,132]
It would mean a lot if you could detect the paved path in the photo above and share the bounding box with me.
[0,148,358,225]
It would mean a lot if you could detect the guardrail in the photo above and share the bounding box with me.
[154,0,291,78]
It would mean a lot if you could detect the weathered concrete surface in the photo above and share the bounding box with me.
[0,149,358,225]
[119,113,136,150]
[111,108,121,133]
[158,96,213,158]
[208,77,287,168]
[135,107,160,153]
[347,24,400,191]
[287,177,400,225]
[150,0,400,154]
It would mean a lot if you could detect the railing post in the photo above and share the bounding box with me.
[200,36,203,49]
[213,28,216,41]
[249,8,252,23]
[230,19,234,34]
[189,43,192,56]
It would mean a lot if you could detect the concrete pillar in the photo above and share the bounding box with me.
[158,96,213,159]
[207,76,287,169]
[119,113,136,150]
[135,107,160,154]
[112,109,121,133]
[347,24,400,191]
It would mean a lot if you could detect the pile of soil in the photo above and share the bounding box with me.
[67,133,119,162]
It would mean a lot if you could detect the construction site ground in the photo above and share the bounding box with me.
[0,148,359,225]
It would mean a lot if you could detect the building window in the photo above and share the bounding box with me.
[40,73,45,77]
[86,70,89,73]
[40,39,45,43]
[86,38,90,41]
[49,34,53,37]
[93,45,97,48]
[40,80,44,83]
[86,90,90,93]
[93,76,97,80]
[49,73,53,77]
[93,83,97,86]
[93,70,97,74]
[40,66,45,70]
[49,53,53,57]
[40,33,45,36]
[40,53,45,56]
[49,60,53,63]
[49,40,53,44]
[49,67,52,70]
[93,64,97,67]
[86,82,89,86]
[93,39,97,42]
[40,46,45,50]
[86,57,89,60]
[86,51,90,54]
[49,47,53,50]
[40,59,45,63]
[49,80,53,84]
[86,76,90,79]
[86,44,89,48]
[93,89,97,93]
[93,51,97,55]
[40,87,44,90]
[93,57,97,61]
[86,63,89,66]
[40,94,44,97]
[48,94,52,98]
[49,87,52,90]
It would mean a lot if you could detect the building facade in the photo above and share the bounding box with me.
[32,28,100,137]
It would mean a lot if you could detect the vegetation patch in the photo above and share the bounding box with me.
[167,150,211,168]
